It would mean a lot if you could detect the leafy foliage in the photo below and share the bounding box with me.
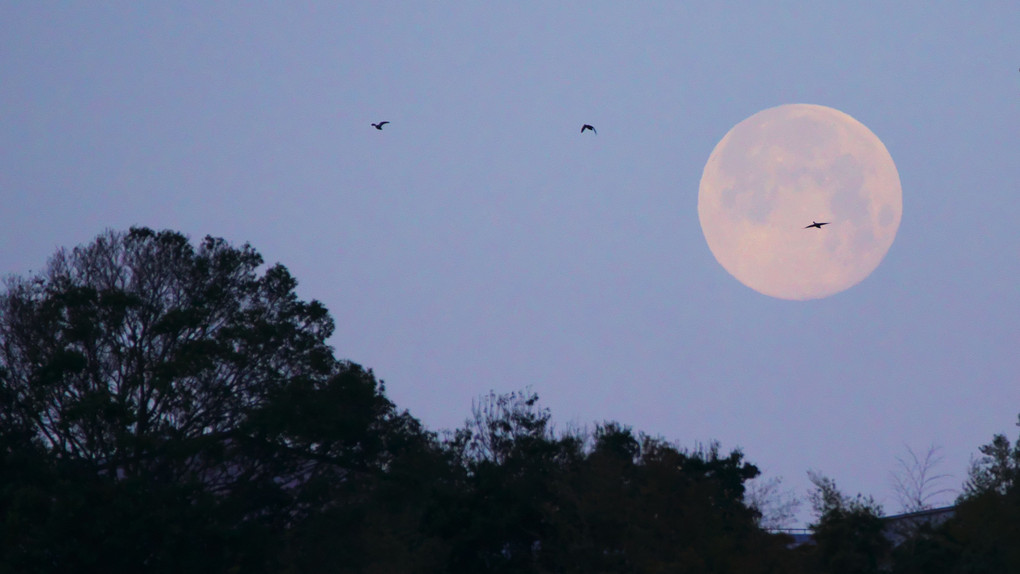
[808,471,890,574]
[432,390,795,573]
[7,227,1020,572]
[0,228,417,572]
[961,415,1020,499]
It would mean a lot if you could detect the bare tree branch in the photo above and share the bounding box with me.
[745,474,802,530]
[890,443,955,513]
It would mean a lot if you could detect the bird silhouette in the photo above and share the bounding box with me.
[804,221,830,229]
[371,121,390,130]
[581,124,597,134]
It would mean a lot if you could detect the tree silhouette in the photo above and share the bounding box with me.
[808,471,890,574]
[961,415,1020,499]
[0,228,419,572]
[891,444,955,514]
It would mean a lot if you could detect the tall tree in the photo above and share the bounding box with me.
[961,415,1020,499]
[0,227,417,572]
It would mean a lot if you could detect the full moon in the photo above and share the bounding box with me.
[698,104,902,300]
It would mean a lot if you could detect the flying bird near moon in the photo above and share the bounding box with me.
[804,221,830,229]
[371,121,390,130]
[581,124,597,134]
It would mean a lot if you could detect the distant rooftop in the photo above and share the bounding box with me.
[770,505,957,548]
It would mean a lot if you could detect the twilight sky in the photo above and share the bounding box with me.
[3,3,1019,523]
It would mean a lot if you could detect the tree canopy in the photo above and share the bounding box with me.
[3,227,1020,573]
[0,228,422,572]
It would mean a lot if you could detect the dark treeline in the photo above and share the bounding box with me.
[0,228,1017,573]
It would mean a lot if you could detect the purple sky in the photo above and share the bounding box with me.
[3,4,1019,524]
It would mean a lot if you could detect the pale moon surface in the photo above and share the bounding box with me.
[698,104,903,300]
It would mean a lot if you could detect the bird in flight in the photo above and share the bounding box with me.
[804,221,830,229]
[371,121,390,130]
[581,124,597,134]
